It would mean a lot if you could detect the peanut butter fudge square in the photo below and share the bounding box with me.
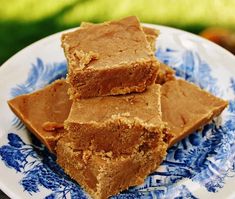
[7,81,168,198]
[61,16,160,99]
[161,79,228,147]
[80,22,175,85]
[8,80,72,153]
[57,84,168,198]
[63,84,168,155]
[56,136,167,199]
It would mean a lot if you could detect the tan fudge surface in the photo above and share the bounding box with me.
[161,79,228,147]
[56,136,166,199]
[59,84,168,198]
[80,22,159,52]
[80,22,175,85]
[7,80,72,152]
[62,16,159,99]
[64,84,167,156]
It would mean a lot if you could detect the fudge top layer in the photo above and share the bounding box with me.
[62,16,155,70]
[66,84,163,127]
[7,80,72,152]
[161,79,228,146]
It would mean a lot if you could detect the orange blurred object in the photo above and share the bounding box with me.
[200,28,235,55]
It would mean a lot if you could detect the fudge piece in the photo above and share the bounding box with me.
[161,79,228,147]
[64,84,167,156]
[7,80,72,153]
[80,22,175,85]
[56,136,166,199]
[58,84,168,198]
[62,16,159,99]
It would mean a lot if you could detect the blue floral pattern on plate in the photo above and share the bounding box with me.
[0,47,235,199]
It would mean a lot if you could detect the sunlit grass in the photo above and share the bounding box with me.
[1,0,235,28]
[64,0,235,28]
[0,0,75,21]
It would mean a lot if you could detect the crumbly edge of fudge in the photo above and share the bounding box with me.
[161,79,228,147]
[156,62,175,84]
[141,26,175,84]
[67,58,159,99]
[56,130,167,199]
[66,83,163,123]
[142,26,159,51]
[64,115,168,157]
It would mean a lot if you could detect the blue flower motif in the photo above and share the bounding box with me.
[8,133,25,148]
[10,58,67,97]
[10,58,67,131]
[0,133,31,172]
[230,77,235,94]
[0,133,87,198]
[224,116,235,131]
[124,184,198,199]
[228,100,235,112]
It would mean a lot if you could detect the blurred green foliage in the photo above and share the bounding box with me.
[0,0,235,64]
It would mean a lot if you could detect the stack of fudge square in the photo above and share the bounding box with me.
[8,16,228,199]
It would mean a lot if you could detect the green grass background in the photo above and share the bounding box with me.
[0,0,235,65]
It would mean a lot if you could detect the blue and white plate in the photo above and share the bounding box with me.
[0,24,235,199]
